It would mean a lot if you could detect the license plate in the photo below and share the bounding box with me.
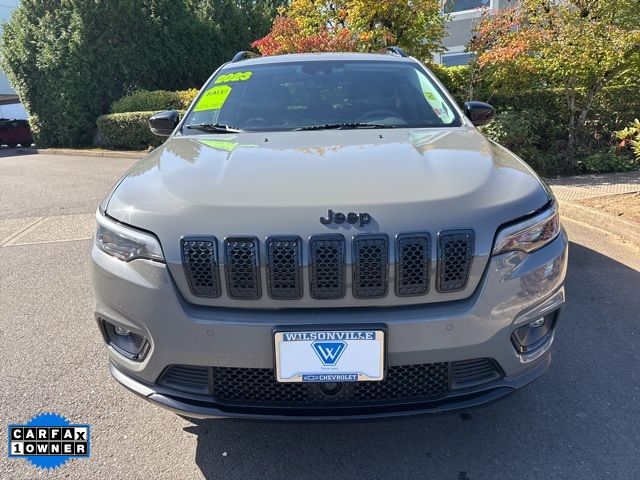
[274,330,384,383]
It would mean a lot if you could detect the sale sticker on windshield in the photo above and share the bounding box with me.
[194,85,231,112]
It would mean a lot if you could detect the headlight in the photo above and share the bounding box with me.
[95,211,164,262]
[492,202,560,255]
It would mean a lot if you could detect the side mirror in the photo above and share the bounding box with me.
[463,101,494,127]
[149,110,180,137]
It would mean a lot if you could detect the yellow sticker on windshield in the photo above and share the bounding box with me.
[424,91,437,101]
[194,85,231,112]
[214,71,253,84]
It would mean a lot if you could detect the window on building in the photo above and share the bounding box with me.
[441,52,475,66]
[443,0,490,13]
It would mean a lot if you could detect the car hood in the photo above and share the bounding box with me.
[106,127,550,258]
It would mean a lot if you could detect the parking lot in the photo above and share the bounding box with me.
[1,149,639,479]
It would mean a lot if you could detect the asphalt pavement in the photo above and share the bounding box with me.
[1,149,639,479]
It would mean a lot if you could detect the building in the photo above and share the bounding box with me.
[436,0,512,66]
[0,0,27,119]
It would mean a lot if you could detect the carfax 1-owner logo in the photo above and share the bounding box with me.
[8,412,90,470]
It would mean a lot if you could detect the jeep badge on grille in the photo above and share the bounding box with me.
[320,209,371,227]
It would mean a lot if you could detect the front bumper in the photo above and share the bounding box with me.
[109,354,551,420]
[91,231,568,419]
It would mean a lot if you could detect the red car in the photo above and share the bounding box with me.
[0,119,33,147]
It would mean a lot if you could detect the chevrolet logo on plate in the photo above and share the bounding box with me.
[312,341,347,366]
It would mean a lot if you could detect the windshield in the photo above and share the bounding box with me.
[182,60,460,132]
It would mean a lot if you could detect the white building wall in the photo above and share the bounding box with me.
[0,0,21,106]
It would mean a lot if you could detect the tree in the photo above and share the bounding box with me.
[0,0,280,147]
[252,0,446,59]
[469,0,640,157]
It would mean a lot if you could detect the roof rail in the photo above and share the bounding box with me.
[381,46,409,58]
[231,51,261,63]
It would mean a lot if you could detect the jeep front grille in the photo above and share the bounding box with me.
[395,234,430,297]
[437,231,474,293]
[309,235,346,299]
[182,231,474,301]
[181,238,221,298]
[266,236,303,299]
[224,237,261,299]
[353,235,389,298]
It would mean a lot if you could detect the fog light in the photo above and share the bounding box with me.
[530,318,545,328]
[114,325,131,336]
[511,314,555,354]
[101,319,150,361]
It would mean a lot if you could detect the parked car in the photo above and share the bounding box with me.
[0,118,33,147]
[91,48,568,420]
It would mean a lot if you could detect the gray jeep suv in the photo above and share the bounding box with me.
[91,48,568,420]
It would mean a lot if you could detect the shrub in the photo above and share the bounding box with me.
[615,119,640,161]
[96,111,163,150]
[477,85,640,175]
[176,89,199,110]
[578,151,639,173]
[430,64,471,104]
[110,89,198,114]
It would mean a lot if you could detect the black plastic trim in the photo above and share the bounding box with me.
[265,235,304,300]
[181,236,221,298]
[109,354,552,420]
[223,236,262,300]
[352,234,389,299]
[436,229,474,293]
[395,232,431,297]
[231,51,260,62]
[309,234,346,300]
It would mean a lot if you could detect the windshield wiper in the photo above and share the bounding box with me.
[185,123,243,133]
[293,123,395,131]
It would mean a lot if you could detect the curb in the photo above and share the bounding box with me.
[560,202,640,245]
[36,148,147,159]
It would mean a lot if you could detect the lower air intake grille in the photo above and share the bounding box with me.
[396,234,430,296]
[181,238,220,297]
[450,358,501,388]
[309,235,345,299]
[159,358,500,407]
[211,363,448,406]
[224,237,261,299]
[159,365,209,395]
[353,235,389,298]
[437,231,474,292]
[266,237,303,299]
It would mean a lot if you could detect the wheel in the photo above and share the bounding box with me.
[7,143,17,148]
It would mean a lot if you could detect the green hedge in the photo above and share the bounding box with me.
[432,65,640,175]
[96,111,164,150]
[110,89,198,114]
[1,0,280,147]
[430,64,471,104]
[481,85,640,174]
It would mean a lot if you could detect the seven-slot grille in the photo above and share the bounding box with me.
[182,231,474,300]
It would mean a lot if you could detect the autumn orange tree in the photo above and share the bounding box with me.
[470,0,640,156]
[252,0,445,59]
